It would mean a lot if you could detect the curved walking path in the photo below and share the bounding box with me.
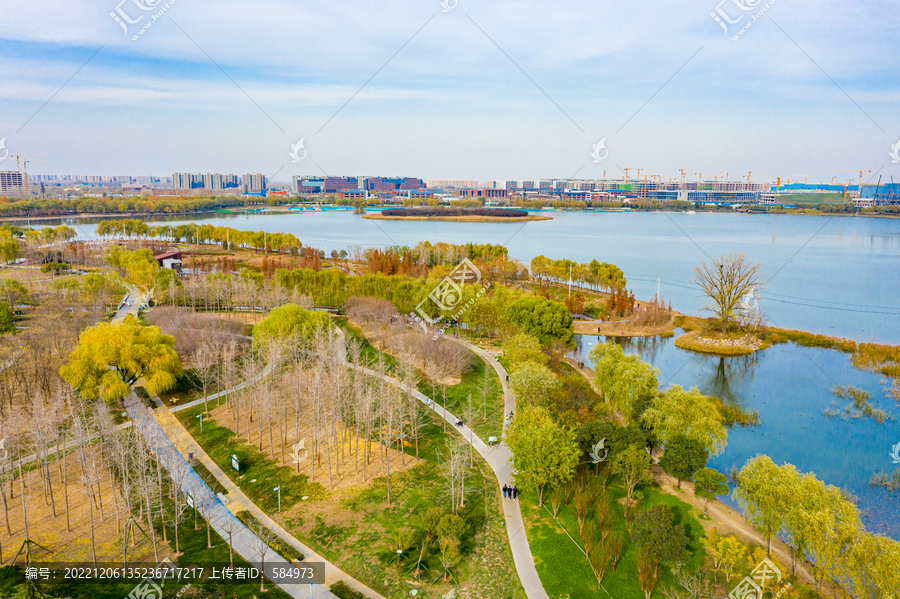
[446,337,549,599]
[346,329,549,599]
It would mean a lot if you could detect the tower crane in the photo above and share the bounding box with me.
[679,168,693,188]
[11,154,48,195]
[623,168,640,187]
[827,169,870,197]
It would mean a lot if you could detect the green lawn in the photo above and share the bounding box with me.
[419,354,505,442]
[521,476,707,599]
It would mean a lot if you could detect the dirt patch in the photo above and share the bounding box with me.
[575,316,677,338]
[0,446,170,565]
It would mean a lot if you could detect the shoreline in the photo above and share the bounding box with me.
[4,205,898,222]
[362,213,552,222]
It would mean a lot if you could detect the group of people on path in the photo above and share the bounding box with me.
[502,484,519,500]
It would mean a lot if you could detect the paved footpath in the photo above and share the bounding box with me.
[345,330,549,599]
[447,337,549,599]
[147,391,383,599]
[125,390,341,598]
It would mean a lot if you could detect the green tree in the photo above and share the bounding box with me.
[0,302,14,334]
[506,405,580,505]
[588,341,658,415]
[693,467,728,515]
[715,535,747,583]
[632,504,690,576]
[59,315,182,402]
[504,296,574,346]
[436,513,466,541]
[509,361,561,409]
[659,434,708,488]
[0,239,20,263]
[253,304,331,349]
[105,246,159,290]
[503,332,548,371]
[611,444,652,517]
[641,385,727,455]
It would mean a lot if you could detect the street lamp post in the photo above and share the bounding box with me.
[274,486,281,513]
[196,413,203,433]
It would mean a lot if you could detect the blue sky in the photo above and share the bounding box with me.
[1,0,898,184]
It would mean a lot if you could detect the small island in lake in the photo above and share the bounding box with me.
[363,207,552,222]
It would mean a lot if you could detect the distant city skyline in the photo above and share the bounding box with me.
[1,0,898,183]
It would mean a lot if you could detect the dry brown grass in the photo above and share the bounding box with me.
[208,392,420,492]
[0,446,169,565]
[144,307,248,367]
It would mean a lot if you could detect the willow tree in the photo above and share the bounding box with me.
[588,341,658,415]
[641,385,727,456]
[693,253,762,334]
[60,315,182,402]
[506,405,580,505]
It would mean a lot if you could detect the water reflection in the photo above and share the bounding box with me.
[573,332,900,539]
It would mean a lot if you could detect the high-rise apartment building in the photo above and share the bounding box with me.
[173,172,239,190]
[0,171,25,194]
[242,173,268,191]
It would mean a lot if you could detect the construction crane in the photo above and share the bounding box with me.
[827,169,871,196]
[623,168,640,186]
[746,171,752,186]
[679,168,693,188]
[11,153,48,195]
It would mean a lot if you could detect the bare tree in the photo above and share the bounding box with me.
[251,521,275,593]
[693,253,762,334]
[440,439,469,515]
[218,512,241,568]
[194,340,220,416]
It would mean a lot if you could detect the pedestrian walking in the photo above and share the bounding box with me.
[513,485,519,499]
[502,484,508,498]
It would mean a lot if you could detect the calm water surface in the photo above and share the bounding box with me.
[35,210,900,536]
[573,333,900,540]
[51,210,900,343]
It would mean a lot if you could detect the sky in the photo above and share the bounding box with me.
[1,0,899,185]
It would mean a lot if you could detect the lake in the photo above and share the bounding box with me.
[47,209,900,343]
[30,208,900,536]
[573,333,900,540]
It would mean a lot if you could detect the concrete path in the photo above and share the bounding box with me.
[146,393,383,599]
[446,337,548,599]
[113,283,143,322]
[170,359,274,413]
[343,330,550,599]
[124,390,340,599]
